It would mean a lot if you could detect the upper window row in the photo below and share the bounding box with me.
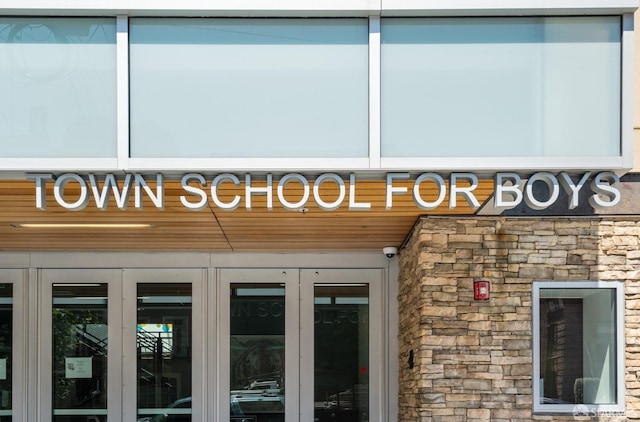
[0,17,622,160]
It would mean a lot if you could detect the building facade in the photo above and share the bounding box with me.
[0,0,638,421]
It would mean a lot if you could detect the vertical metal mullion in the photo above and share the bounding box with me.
[369,16,381,169]
[116,16,130,170]
[386,260,399,422]
[107,271,123,422]
[121,270,137,420]
[207,268,217,421]
[27,268,38,422]
[9,270,26,422]
[298,270,315,422]
[191,270,206,421]
[621,14,634,170]
[216,274,231,422]
[285,271,300,422]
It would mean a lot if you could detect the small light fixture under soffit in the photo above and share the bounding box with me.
[11,223,156,229]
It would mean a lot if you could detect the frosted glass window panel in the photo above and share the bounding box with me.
[130,19,369,158]
[381,17,621,158]
[0,18,117,158]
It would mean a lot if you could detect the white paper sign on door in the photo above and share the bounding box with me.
[65,357,92,379]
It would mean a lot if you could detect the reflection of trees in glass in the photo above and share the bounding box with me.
[52,308,106,406]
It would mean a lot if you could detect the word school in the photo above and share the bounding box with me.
[30,171,620,211]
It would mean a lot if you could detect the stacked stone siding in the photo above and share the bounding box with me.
[397,217,639,421]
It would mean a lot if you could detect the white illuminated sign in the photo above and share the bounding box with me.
[30,171,621,211]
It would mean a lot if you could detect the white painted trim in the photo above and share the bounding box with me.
[0,0,378,17]
[380,156,627,172]
[116,16,130,170]
[27,268,38,422]
[299,272,314,422]
[621,14,635,171]
[532,280,626,414]
[386,258,399,422]
[126,157,372,172]
[0,0,636,16]
[369,16,381,169]
[29,252,211,269]
[38,273,52,422]
[211,252,388,269]
[381,0,638,16]
[19,252,388,269]
[0,159,119,173]
[207,268,218,421]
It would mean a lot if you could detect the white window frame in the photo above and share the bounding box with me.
[532,280,625,414]
[0,2,634,174]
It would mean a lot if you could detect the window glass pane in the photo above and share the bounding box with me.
[52,284,108,422]
[0,285,12,421]
[314,284,369,422]
[130,18,369,159]
[381,17,620,158]
[0,18,117,158]
[539,288,616,405]
[230,283,285,422]
[137,284,192,422]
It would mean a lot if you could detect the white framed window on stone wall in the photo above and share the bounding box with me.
[532,281,625,415]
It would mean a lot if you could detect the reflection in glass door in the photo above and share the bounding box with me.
[230,284,286,422]
[52,284,109,422]
[136,283,193,421]
[219,269,299,422]
[314,284,369,422]
[301,269,382,422]
[0,284,12,421]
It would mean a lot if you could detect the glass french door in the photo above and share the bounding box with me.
[219,269,299,422]
[40,269,122,422]
[220,268,382,422]
[122,269,205,422]
[40,268,204,422]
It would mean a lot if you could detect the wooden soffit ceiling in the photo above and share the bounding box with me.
[0,178,494,252]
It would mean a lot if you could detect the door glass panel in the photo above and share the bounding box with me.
[137,283,192,421]
[230,283,285,422]
[314,284,369,422]
[0,285,12,421]
[52,284,108,422]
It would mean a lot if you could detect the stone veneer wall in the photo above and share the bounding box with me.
[397,217,640,421]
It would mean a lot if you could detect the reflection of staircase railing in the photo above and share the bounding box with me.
[74,327,107,356]
[137,330,177,408]
[136,329,173,357]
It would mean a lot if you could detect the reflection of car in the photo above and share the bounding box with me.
[137,397,192,422]
[231,380,282,397]
[136,394,285,422]
[232,394,285,416]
